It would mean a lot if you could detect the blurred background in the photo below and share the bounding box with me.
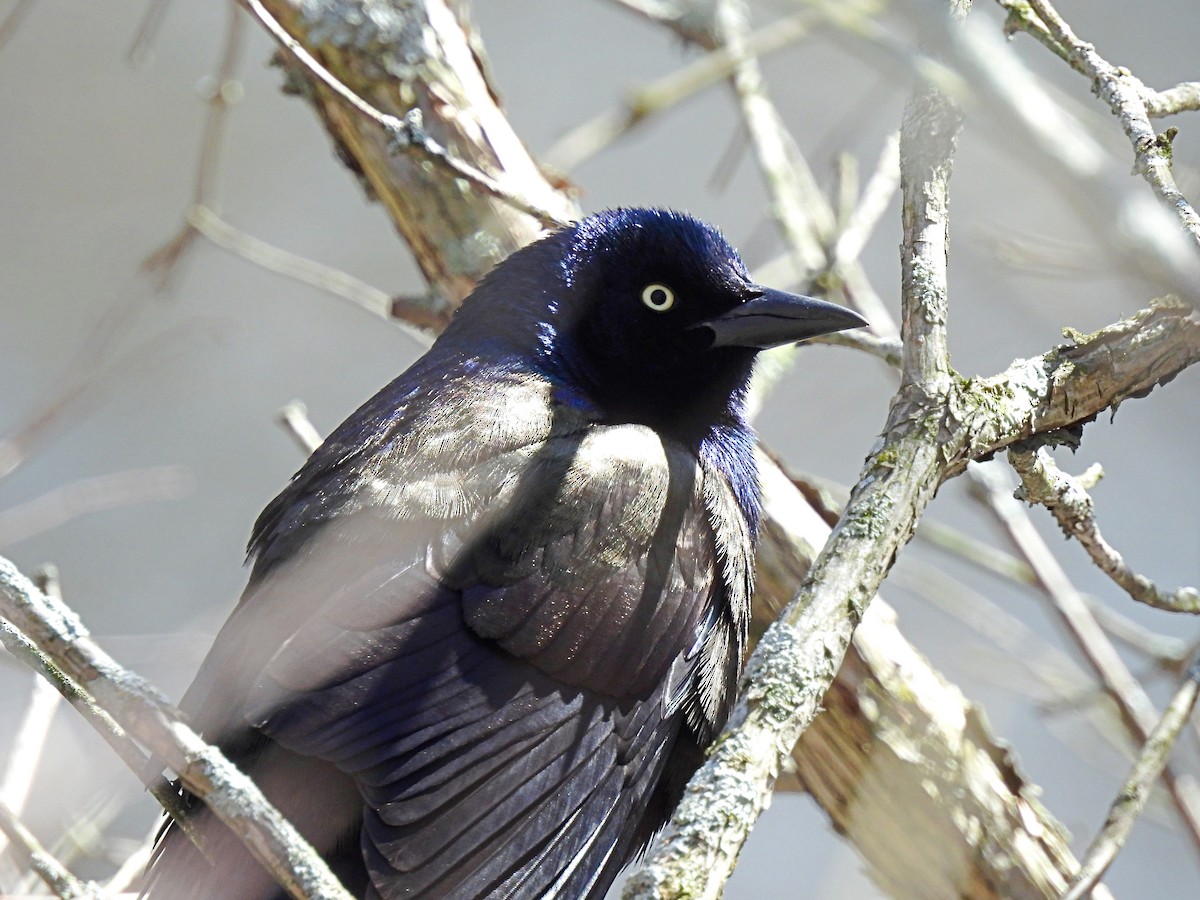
[1,0,1198,896]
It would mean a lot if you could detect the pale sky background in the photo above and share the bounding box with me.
[2,1,1199,897]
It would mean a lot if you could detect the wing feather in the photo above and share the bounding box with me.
[153,399,750,900]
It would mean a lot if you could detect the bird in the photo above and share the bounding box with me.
[144,207,866,900]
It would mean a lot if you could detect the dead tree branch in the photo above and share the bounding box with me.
[1009,443,1200,614]
[0,559,353,900]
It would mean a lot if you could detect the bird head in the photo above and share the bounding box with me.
[453,208,866,442]
[554,209,867,437]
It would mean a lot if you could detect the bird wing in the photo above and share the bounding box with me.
[178,396,746,899]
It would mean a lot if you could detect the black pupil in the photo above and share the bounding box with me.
[650,289,668,306]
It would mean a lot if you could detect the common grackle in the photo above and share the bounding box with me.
[145,208,866,899]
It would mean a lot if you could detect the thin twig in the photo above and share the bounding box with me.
[0,466,193,548]
[1142,82,1200,118]
[1062,654,1200,899]
[14,788,136,896]
[707,0,900,418]
[1009,443,1200,614]
[624,6,968,894]
[0,558,352,900]
[794,464,1192,670]
[832,152,858,236]
[742,133,899,343]
[808,329,902,366]
[832,130,901,270]
[1085,599,1194,670]
[780,463,1042,588]
[143,0,245,283]
[995,0,1068,61]
[191,8,245,209]
[823,130,902,337]
[138,5,431,337]
[240,0,569,229]
[0,800,99,899]
[0,676,60,887]
[952,2,1200,295]
[602,0,717,48]
[714,0,831,277]
[546,9,821,171]
[185,205,431,345]
[126,0,173,65]
[1020,0,1200,250]
[249,0,578,309]
[0,678,60,815]
[968,463,1200,851]
[276,401,322,455]
[0,619,191,831]
[188,203,388,317]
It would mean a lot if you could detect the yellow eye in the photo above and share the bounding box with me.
[641,283,675,312]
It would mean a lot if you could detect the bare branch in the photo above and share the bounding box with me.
[968,463,1200,850]
[545,9,820,172]
[801,464,1194,671]
[0,466,192,548]
[1085,599,1194,668]
[140,7,427,334]
[701,1,903,418]
[0,800,99,900]
[241,0,571,231]
[1142,81,1200,118]
[897,22,962,399]
[248,0,578,310]
[714,0,831,277]
[1009,443,1200,614]
[1,678,59,816]
[602,0,718,48]
[808,329,903,366]
[956,299,1200,466]
[626,11,969,886]
[750,457,1093,900]
[626,7,1200,889]
[0,677,60,887]
[0,558,353,900]
[743,151,902,406]
[1019,0,1200,250]
[160,3,1200,896]
[996,0,1068,61]
[928,2,1200,296]
[276,401,323,455]
[0,618,195,848]
[833,130,901,270]
[1063,655,1200,899]
[185,205,415,332]
[143,1,246,283]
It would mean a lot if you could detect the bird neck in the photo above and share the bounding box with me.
[550,349,755,447]
[699,420,762,538]
[533,349,763,535]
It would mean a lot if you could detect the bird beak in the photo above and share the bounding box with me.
[698,288,868,349]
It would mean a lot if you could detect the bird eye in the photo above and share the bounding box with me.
[641,283,675,312]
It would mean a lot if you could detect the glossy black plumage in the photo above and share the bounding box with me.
[145,208,865,900]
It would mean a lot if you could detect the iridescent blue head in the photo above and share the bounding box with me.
[452,208,866,444]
